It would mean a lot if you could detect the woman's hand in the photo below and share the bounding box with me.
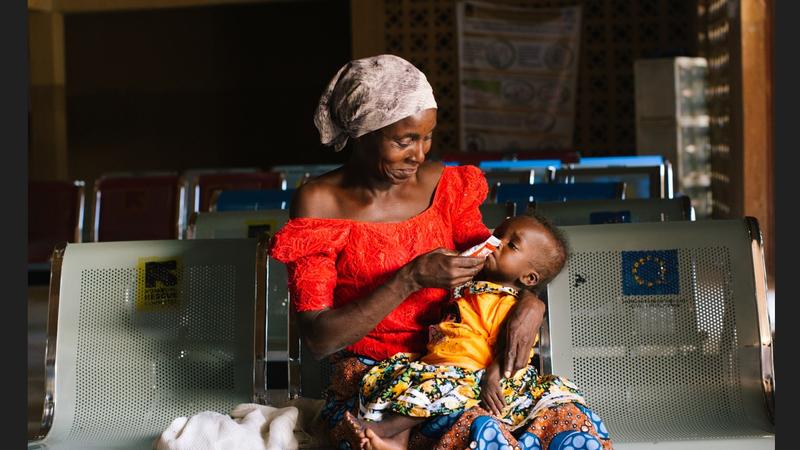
[405,248,485,290]
[500,291,546,377]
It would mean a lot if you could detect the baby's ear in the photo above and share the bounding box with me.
[519,270,540,288]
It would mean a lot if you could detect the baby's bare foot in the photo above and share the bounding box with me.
[342,411,370,450]
[364,427,409,450]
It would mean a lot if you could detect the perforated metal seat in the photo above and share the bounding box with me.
[531,197,693,226]
[478,202,516,230]
[29,238,267,449]
[188,210,291,371]
[543,218,774,449]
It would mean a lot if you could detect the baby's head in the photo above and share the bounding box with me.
[481,212,569,295]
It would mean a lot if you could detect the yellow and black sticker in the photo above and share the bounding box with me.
[136,256,182,311]
[245,220,277,240]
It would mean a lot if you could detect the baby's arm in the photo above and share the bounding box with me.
[480,358,505,416]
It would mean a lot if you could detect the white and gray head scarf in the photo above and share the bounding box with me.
[314,54,438,152]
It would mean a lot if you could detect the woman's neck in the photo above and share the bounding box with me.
[343,154,420,196]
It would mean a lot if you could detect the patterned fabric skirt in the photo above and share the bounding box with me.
[322,352,615,450]
[358,352,587,431]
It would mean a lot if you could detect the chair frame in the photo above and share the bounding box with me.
[540,218,774,440]
[31,236,270,444]
[556,162,674,199]
[529,196,694,225]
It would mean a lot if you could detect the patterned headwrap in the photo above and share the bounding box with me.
[314,54,438,151]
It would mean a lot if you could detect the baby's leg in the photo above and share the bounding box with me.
[368,413,425,438]
[343,411,423,450]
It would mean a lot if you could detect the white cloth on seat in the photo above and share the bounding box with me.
[154,403,299,450]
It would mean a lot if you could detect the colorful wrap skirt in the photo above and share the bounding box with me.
[322,351,615,450]
[358,352,587,431]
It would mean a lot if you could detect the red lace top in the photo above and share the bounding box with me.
[269,165,491,360]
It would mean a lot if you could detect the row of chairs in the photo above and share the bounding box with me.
[29,214,774,449]
[28,156,673,264]
[480,160,673,201]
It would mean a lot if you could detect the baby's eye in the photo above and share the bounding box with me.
[508,242,518,250]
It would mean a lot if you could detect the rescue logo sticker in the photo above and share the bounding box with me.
[245,220,277,240]
[136,257,182,311]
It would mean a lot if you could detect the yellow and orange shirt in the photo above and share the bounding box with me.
[421,281,537,372]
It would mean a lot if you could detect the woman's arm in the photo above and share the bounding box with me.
[298,248,485,359]
[499,291,546,377]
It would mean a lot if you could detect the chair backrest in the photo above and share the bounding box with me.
[28,181,86,264]
[571,155,664,167]
[483,170,544,195]
[93,174,183,242]
[544,218,774,442]
[479,202,515,230]
[441,150,581,165]
[495,182,625,213]
[180,167,261,237]
[189,209,290,240]
[530,197,693,226]
[195,172,284,214]
[479,159,563,171]
[212,189,296,212]
[31,238,265,448]
[271,164,342,189]
[555,162,673,199]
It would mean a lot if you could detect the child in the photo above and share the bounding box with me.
[344,213,586,450]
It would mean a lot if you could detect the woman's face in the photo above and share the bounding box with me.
[362,108,437,184]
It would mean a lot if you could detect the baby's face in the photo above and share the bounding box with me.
[482,216,555,287]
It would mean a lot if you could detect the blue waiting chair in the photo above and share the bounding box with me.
[556,160,674,199]
[479,159,560,184]
[212,189,296,212]
[570,155,664,167]
[495,182,625,213]
[530,197,694,226]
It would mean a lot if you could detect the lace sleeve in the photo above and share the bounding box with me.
[269,219,350,312]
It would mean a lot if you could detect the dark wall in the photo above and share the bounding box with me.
[64,1,351,184]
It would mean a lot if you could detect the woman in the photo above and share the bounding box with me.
[270,55,612,450]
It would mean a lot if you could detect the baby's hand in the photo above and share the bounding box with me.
[479,363,506,417]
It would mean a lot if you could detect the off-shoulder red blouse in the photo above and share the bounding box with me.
[269,165,491,361]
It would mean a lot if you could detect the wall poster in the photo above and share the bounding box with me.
[457,1,582,153]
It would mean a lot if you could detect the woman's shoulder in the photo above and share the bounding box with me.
[432,163,483,188]
[290,169,346,219]
[434,164,487,205]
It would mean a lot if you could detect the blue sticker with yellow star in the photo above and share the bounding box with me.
[622,250,679,295]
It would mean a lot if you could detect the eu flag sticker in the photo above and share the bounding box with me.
[622,250,679,296]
